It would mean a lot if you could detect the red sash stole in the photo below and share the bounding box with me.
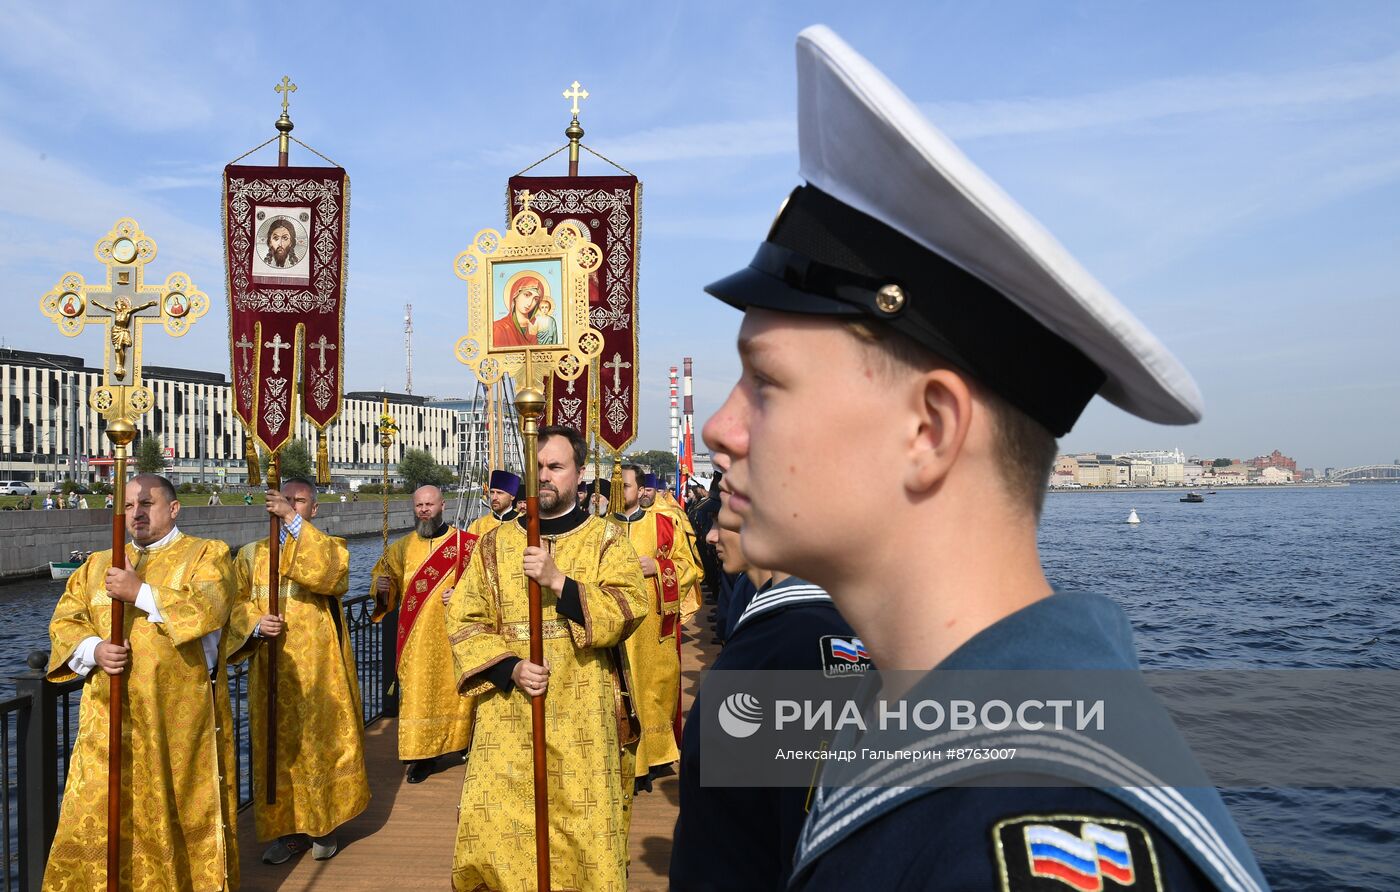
[397,529,479,665]
[654,512,682,639]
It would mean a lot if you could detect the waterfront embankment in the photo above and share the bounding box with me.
[0,500,416,580]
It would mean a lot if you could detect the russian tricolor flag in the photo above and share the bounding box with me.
[1025,825,1101,891]
[1083,823,1134,885]
[829,638,868,662]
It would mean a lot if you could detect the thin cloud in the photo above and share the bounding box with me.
[923,52,1400,140]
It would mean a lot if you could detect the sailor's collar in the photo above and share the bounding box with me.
[732,576,832,633]
[133,526,182,553]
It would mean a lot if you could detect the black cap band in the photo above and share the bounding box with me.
[704,186,1106,436]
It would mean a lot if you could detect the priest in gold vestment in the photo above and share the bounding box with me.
[228,479,369,864]
[44,474,239,891]
[466,469,521,538]
[642,475,703,620]
[372,484,477,782]
[447,426,649,892]
[614,465,700,790]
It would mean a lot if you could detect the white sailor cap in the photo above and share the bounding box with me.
[705,25,1203,436]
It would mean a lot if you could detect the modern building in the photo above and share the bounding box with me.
[1,348,454,489]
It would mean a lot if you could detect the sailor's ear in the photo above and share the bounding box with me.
[902,368,972,494]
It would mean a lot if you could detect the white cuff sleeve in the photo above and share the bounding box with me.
[135,583,164,622]
[67,636,103,676]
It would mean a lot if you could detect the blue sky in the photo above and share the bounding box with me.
[2,2,1397,470]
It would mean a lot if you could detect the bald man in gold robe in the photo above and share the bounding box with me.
[44,474,239,891]
[372,484,477,782]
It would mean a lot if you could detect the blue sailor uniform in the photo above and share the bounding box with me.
[671,577,869,891]
[789,592,1270,892]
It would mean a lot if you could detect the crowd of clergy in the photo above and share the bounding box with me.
[40,423,711,892]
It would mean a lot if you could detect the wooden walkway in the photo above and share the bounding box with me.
[239,614,721,891]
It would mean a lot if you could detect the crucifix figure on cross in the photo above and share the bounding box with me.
[39,217,208,420]
[604,352,631,393]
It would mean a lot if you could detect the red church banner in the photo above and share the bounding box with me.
[223,165,348,454]
[508,175,639,453]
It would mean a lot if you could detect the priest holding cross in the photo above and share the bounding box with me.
[38,218,238,892]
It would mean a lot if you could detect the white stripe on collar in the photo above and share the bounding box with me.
[733,582,831,632]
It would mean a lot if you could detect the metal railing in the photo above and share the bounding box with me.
[2,594,397,892]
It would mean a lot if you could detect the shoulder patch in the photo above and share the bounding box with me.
[994,815,1161,891]
[818,635,871,677]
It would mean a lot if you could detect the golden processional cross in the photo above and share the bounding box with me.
[37,217,207,892]
[39,217,209,423]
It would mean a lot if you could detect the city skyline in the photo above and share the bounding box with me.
[2,3,1397,469]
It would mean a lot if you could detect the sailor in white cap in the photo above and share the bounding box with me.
[700,25,1268,892]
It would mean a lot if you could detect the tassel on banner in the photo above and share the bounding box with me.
[316,429,331,485]
[246,432,261,487]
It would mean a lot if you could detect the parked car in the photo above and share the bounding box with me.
[0,481,36,496]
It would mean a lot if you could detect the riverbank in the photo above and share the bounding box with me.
[0,500,418,582]
[1047,482,1351,494]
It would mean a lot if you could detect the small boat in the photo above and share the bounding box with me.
[1180,492,1205,503]
[49,550,90,580]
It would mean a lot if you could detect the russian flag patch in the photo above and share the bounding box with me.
[819,635,872,677]
[994,815,1161,891]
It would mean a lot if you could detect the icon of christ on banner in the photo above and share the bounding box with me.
[490,263,563,349]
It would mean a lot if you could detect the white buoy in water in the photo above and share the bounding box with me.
[1126,509,1141,525]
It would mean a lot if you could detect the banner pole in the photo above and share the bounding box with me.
[264,77,295,806]
[105,419,135,892]
[514,379,551,892]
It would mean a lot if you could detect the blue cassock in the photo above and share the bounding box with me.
[671,577,863,891]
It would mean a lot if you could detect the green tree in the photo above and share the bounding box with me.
[260,439,314,482]
[135,436,165,474]
[627,449,677,476]
[398,448,455,490]
[1212,458,1233,468]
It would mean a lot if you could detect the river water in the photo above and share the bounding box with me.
[2,486,1397,889]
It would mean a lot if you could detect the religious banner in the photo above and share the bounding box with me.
[507,175,640,451]
[223,164,348,458]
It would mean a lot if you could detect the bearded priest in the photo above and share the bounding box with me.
[44,474,239,890]
[372,484,478,783]
[447,425,649,892]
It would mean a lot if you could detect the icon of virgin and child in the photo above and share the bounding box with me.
[491,272,560,348]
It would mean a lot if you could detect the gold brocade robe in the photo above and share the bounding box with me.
[447,514,649,892]
[652,497,703,620]
[228,521,370,840]
[43,533,239,892]
[372,528,475,760]
[466,509,517,539]
[617,508,700,775]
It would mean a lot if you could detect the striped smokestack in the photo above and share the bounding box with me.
[669,366,680,463]
[682,357,695,475]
